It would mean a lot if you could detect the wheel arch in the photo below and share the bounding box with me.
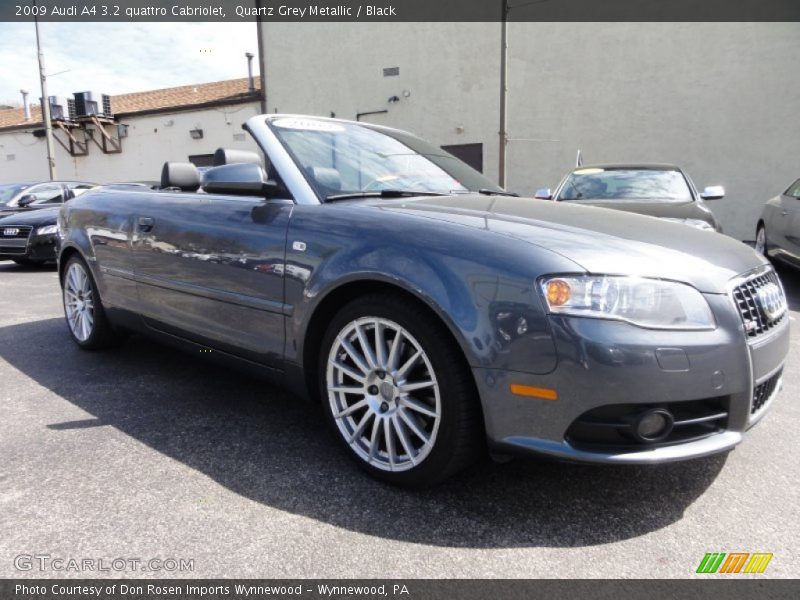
[58,244,83,286]
[300,277,481,410]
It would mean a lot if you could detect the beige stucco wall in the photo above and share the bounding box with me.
[262,21,800,240]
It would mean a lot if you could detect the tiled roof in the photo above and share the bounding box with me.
[0,76,261,131]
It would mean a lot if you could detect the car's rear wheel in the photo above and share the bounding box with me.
[319,293,483,487]
[62,255,123,350]
[755,224,768,256]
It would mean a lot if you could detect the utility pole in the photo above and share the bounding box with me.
[34,3,57,180]
[498,0,508,188]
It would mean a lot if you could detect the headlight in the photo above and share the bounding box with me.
[35,224,58,236]
[540,275,715,330]
[660,217,715,231]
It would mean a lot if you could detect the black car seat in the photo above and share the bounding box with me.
[160,162,200,192]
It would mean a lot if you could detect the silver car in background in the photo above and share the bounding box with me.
[756,177,800,269]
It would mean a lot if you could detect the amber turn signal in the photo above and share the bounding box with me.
[509,384,558,401]
[546,279,571,306]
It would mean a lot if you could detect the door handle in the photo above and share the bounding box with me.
[137,217,155,232]
[781,210,789,216]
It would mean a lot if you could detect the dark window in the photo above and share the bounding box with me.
[188,154,215,168]
[441,143,484,174]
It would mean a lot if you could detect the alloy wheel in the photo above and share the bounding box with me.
[326,317,441,472]
[755,227,767,256]
[64,262,95,342]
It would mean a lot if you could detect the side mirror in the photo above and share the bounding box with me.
[17,194,35,207]
[202,163,279,198]
[700,185,725,200]
[534,188,553,200]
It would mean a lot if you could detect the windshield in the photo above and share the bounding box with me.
[268,117,503,199]
[0,184,27,206]
[557,168,693,203]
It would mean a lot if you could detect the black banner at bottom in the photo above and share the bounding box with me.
[1,580,799,600]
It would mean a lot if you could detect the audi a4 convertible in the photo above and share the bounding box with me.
[57,115,790,486]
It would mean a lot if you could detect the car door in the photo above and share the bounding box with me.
[131,190,292,368]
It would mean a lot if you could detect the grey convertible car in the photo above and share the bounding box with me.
[57,115,789,486]
[756,177,800,269]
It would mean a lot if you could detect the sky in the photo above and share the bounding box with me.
[0,22,259,106]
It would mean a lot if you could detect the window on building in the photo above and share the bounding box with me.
[441,143,484,174]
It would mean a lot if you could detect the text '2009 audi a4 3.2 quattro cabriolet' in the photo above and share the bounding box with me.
[57,115,790,486]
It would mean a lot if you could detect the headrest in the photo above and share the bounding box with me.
[309,167,341,192]
[160,162,200,191]
[213,148,262,167]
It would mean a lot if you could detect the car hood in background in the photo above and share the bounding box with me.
[560,198,717,224]
[379,194,764,294]
[0,205,59,218]
[0,206,60,227]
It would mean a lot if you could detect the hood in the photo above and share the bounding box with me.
[0,205,49,218]
[379,194,764,294]
[560,198,717,225]
[0,206,60,227]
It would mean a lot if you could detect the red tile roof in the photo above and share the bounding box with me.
[0,76,261,131]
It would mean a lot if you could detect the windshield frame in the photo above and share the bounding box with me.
[554,167,696,204]
[264,116,504,203]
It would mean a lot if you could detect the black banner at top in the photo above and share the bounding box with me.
[3,0,800,22]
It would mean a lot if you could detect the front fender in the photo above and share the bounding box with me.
[284,204,564,375]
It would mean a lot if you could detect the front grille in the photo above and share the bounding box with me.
[731,269,787,337]
[566,397,729,451]
[752,369,782,415]
[0,225,32,254]
[0,225,32,239]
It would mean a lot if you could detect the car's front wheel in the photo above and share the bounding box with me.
[319,293,483,487]
[755,224,768,257]
[62,255,124,350]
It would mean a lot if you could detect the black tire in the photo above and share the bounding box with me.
[319,292,484,487]
[61,255,125,350]
[13,258,45,266]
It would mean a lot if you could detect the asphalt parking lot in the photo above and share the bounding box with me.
[0,259,798,579]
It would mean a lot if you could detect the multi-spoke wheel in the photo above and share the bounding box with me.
[320,293,483,486]
[755,224,768,257]
[61,255,124,350]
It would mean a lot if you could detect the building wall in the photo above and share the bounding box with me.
[262,22,800,240]
[0,101,261,184]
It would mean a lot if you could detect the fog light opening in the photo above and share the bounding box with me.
[634,409,674,442]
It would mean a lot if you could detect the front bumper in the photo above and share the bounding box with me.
[0,232,58,262]
[475,291,790,463]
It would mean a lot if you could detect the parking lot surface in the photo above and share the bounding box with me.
[0,260,798,578]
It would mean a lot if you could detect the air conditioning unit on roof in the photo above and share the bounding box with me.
[41,95,75,121]
[73,91,113,118]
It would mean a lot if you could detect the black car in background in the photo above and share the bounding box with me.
[536,164,725,232]
[0,181,96,218]
[0,207,62,265]
[0,180,97,265]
